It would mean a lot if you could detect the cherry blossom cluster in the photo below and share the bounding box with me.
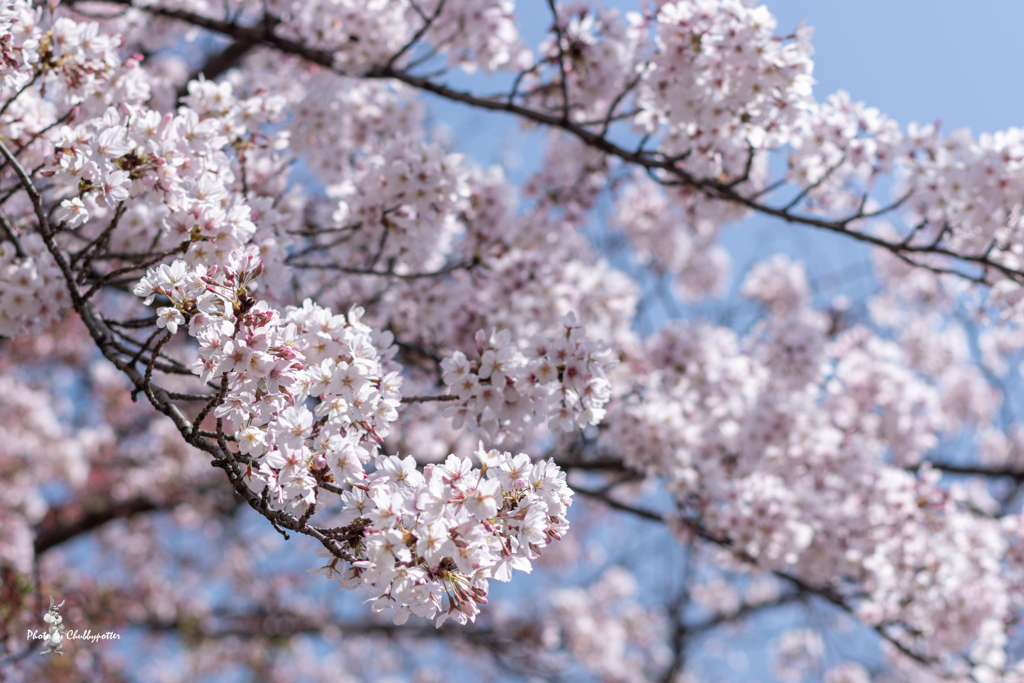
[134,253,402,510]
[532,3,644,120]
[133,249,581,624]
[45,112,153,229]
[287,76,424,185]
[740,253,811,315]
[261,0,526,74]
[612,172,736,299]
[0,233,69,337]
[869,249,1007,455]
[0,1,35,92]
[418,0,529,74]
[524,133,612,222]
[40,80,283,250]
[0,373,103,575]
[539,566,671,682]
[897,123,1024,310]
[394,235,638,360]
[787,90,902,213]
[329,135,469,272]
[0,4,150,116]
[265,0,411,71]
[636,0,815,151]
[313,445,573,626]
[386,133,639,351]
[0,7,150,336]
[772,628,824,683]
[603,253,1009,664]
[439,314,613,443]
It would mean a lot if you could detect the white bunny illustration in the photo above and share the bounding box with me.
[38,597,65,656]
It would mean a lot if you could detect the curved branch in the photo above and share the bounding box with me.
[0,137,358,568]
[34,495,186,554]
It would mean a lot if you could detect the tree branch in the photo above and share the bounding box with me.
[73,0,1024,287]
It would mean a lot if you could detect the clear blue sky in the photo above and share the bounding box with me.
[769,0,1024,134]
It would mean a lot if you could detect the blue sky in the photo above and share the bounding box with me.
[769,0,1024,135]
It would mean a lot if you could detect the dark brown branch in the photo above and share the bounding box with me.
[33,496,166,554]
[0,210,24,258]
[545,0,571,121]
[73,201,126,283]
[687,591,806,636]
[82,239,191,300]
[923,462,1024,481]
[177,39,257,99]
[387,0,445,69]
[403,394,459,404]
[286,258,477,280]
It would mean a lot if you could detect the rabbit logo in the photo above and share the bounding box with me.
[38,597,65,656]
